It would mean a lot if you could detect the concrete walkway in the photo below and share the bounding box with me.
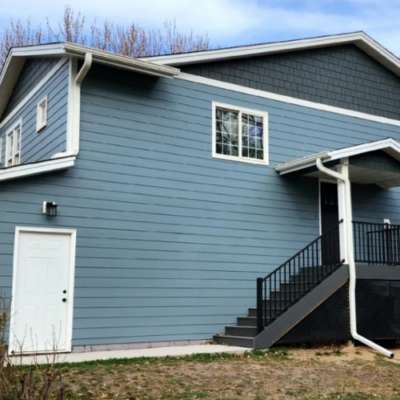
[11,345,249,365]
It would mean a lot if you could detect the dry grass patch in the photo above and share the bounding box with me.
[28,347,400,399]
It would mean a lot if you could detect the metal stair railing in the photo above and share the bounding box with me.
[257,220,344,334]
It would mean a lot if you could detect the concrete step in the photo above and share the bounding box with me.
[213,335,254,348]
[237,316,257,327]
[225,325,258,337]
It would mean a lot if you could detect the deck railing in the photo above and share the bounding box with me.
[353,221,400,265]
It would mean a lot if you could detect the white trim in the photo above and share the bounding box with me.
[0,58,68,129]
[0,137,3,165]
[6,119,22,167]
[62,42,179,78]
[67,58,79,154]
[36,95,48,132]
[5,43,68,58]
[9,227,77,354]
[212,102,269,165]
[0,156,75,182]
[178,72,400,128]
[145,32,400,76]
[276,138,400,175]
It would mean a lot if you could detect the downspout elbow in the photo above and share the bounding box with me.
[75,52,92,85]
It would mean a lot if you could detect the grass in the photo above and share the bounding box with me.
[11,347,400,399]
[54,348,290,373]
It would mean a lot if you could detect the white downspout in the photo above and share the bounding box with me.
[316,158,394,359]
[52,52,92,159]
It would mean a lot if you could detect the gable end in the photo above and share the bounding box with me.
[181,45,400,120]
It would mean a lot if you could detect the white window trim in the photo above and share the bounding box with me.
[212,102,269,165]
[36,95,48,132]
[9,226,77,354]
[0,137,3,165]
[6,119,22,167]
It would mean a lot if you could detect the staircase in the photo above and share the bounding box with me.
[214,221,345,348]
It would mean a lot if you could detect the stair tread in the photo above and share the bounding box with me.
[215,334,254,339]
[227,325,255,328]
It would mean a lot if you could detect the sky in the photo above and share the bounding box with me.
[1,0,400,54]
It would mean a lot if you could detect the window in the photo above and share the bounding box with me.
[36,96,48,132]
[7,122,22,167]
[213,103,268,164]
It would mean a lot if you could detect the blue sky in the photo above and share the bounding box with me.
[2,0,400,54]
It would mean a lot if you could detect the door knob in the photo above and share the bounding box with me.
[62,298,67,302]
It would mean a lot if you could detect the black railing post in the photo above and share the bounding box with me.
[256,278,263,334]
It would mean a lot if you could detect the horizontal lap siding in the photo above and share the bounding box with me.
[0,59,68,166]
[3,58,59,117]
[2,63,400,347]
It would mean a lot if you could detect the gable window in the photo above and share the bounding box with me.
[7,122,22,167]
[213,103,268,165]
[36,96,48,132]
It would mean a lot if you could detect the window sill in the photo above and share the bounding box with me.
[212,153,269,166]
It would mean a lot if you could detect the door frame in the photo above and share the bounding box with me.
[318,178,337,235]
[9,226,77,354]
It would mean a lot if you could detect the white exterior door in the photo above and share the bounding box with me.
[10,228,76,354]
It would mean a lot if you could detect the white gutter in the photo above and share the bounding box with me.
[316,158,393,358]
[63,42,180,78]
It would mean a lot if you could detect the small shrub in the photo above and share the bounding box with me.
[0,294,66,399]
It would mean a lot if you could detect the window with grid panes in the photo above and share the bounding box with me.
[213,103,268,164]
[7,123,21,167]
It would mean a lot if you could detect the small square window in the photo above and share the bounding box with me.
[6,122,22,167]
[36,96,48,132]
[213,103,268,165]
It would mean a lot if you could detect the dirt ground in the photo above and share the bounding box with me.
[54,346,400,400]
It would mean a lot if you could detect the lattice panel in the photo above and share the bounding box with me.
[356,280,400,341]
[276,283,350,345]
[276,280,400,346]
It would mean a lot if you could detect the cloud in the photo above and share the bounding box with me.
[1,0,400,54]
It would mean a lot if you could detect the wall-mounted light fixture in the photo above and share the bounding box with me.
[43,201,57,217]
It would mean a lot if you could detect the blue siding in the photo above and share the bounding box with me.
[0,59,69,165]
[3,58,60,117]
[1,64,400,347]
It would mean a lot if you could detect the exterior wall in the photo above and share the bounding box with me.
[0,58,69,166]
[352,183,400,224]
[2,65,400,347]
[350,150,400,174]
[181,44,400,120]
[3,58,60,118]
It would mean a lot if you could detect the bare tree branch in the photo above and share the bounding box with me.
[0,5,212,69]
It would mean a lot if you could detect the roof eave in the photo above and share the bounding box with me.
[275,139,400,175]
[142,32,400,79]
[62,43,180,78]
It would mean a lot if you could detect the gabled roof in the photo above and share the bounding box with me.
[275,138,400,188]
[142,32,400,79]
[0,42,180,120]
[275,138,400,175]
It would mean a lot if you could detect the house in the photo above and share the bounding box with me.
[1,32,400,355]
